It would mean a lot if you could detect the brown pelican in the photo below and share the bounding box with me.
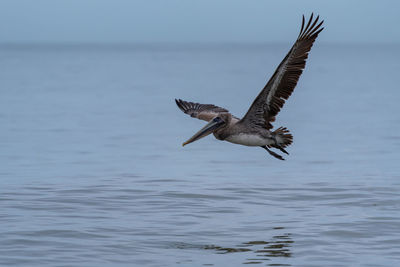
[175,14,324,160]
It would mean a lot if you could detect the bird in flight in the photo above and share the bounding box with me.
[175,14,324,160]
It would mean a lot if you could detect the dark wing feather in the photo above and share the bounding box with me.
[175,99,231,121]
[240,14,324,130]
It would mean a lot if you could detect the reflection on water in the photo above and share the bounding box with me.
[174,231,293,265]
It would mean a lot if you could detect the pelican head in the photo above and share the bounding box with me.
[182,116,227,146]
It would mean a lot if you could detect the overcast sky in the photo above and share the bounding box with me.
[0,0,399,44]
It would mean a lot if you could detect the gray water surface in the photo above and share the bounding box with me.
[1,44,400,266]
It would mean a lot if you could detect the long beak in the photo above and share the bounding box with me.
[182,119,225,146]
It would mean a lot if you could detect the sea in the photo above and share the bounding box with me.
[1,43,399,266]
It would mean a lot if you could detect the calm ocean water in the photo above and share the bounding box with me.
[1,43,399,266]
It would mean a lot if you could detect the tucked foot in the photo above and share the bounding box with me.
[277,146,289,155]
[261,146,285,160]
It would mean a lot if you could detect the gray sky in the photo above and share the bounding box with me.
[0,0,399,44]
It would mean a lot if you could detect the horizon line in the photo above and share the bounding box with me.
[1,41,399,48]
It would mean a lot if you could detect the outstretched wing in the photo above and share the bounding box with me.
[175,99,230,122]
[240,14,324,130]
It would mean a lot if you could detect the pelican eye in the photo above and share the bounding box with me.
[213,117,225,124]
[213,117,222,122]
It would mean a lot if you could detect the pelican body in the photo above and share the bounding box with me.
[176,14,324,160]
